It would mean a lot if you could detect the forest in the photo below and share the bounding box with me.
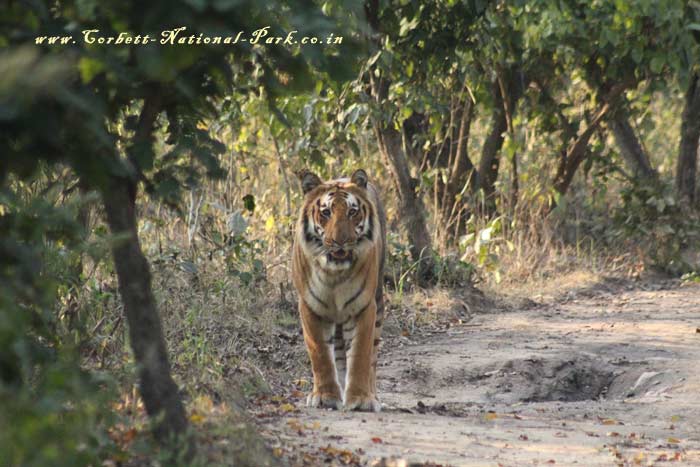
[2,0,700,466]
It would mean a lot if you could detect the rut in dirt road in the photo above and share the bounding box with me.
[262,281,700,466]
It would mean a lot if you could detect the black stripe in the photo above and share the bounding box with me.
[363,207,373,240]
[302,213,311,242]
[334,325,344,349]
[354,301,370,318]
[313,270,332,287]
[305,233,322,244]
[303,212,322,244]
[343,276,367,309]
[309,287,328,308]
[302,299,322,318]
[373,338,381,346]
[343,321,356,332]
[375,319,382,328]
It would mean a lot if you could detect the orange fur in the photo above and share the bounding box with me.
[292,169,386,412]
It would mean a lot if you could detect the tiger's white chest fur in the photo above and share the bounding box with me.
[303,250,374,324]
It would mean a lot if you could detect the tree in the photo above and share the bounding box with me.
[515,0,692,199]
[360,0,494,263]
[676,6,700,207]
[677,72,700,206]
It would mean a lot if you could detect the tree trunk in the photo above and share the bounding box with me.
[478,80,508,201]
[677,73,700,206]
[585,63,657,185]
[102,177,191,450]
[438,98,476,243]
[371,77,435,285]
[553,111,606,196]
[400,93,478,247]
[374,125,435,284]
[609,109,657,181]
[553,82,629,197]
[477,70,524,214]
[100,93,192,455]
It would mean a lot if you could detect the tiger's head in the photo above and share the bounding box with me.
[297,169,376,271]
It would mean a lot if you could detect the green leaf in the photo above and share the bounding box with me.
[650,55,665,74]
[78,57,104,83]
[347,139,360,157]
[399,15,420,37]
[242,194,255,213]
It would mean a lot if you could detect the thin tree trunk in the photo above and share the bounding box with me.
[553,81,630,196]
[510,149,519,210]
[402,94,477,247]
[587,62,657,183]
[101,94,192,454]
[477,70,524,213]
[677,73,700,206]
[478,80,509,201]
[374,125,435,284]
[553,104,610,195]
[439,98,476,242]
[609,109,657,181]
[371,76,435,285]
[72,181,92,282]
[102,180,190,447]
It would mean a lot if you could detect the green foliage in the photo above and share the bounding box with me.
[0,187,117,465]
[459,215,513,284]
[387,232,475,292]
[681,271,700,284]
[611,182,700,273]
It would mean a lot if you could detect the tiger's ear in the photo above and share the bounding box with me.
[297,170,322,194]
[350,169,368,188]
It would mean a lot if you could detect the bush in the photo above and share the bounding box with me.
[610,181,700,274]
[0,188,117,466]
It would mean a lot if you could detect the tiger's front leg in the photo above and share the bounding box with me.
[299,301,342,409]
[343,300,380,412]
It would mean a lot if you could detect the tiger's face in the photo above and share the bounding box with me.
[298,169,375,270]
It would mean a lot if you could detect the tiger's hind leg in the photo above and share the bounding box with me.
[299,301,342,409]
[369,292,384,398]
[334,324,346,392]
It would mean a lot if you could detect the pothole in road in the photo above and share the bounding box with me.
[456,356,640,403]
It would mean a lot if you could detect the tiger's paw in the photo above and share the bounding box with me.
[343,394,381,412]
[306,392,342,410]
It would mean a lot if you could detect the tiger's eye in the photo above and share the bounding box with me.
[348,208,358,217]
[321,208,331,217]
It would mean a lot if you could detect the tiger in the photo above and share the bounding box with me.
[291,169,386,412]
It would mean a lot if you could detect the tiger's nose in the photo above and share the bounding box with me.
[325,238,348,249]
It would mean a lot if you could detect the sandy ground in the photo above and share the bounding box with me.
[261,280,700,466]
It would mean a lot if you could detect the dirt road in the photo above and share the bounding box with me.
[262,281,700,466]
